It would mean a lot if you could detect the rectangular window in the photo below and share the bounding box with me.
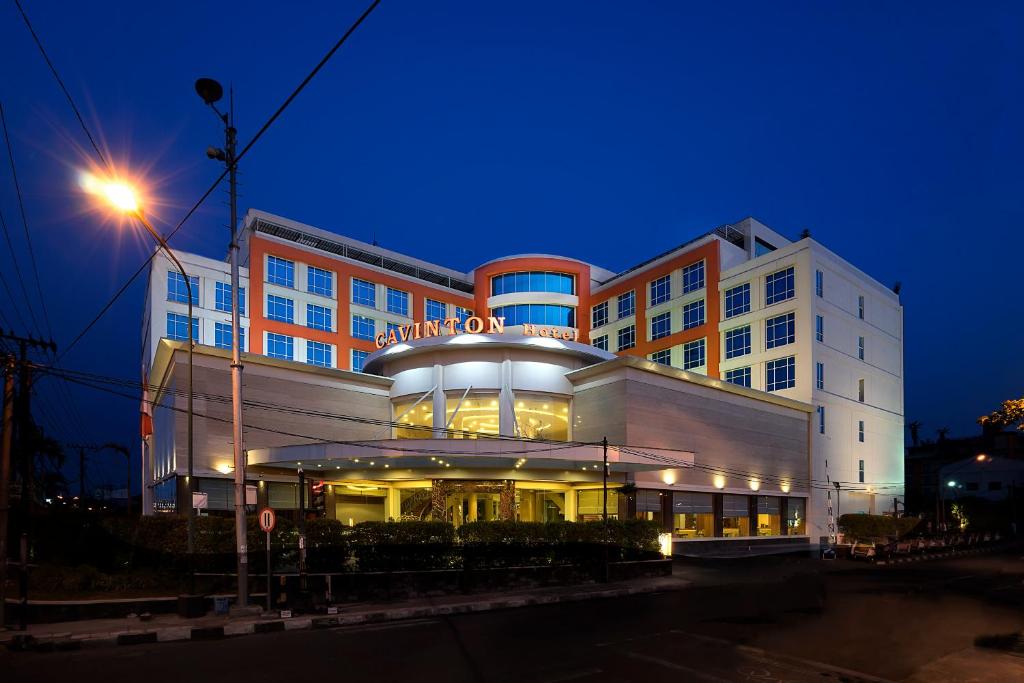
[725,325,751,359]
[724,283,750,318]
[682,299,705,330]
[617,291,635,319]
[817,406,825,434]
[351,314,376,340]
[650,311,671,340]
[815,269,823,297]
[765,312,795,349]
[167,271,199,305]
[386,288,409,316]
[650,274,671,306]
[307,303,333,331]
[166,312,198,342]
[593,335,608,351]
[673,491,714,537]
[650,349,672,366]
[454,306,472,328]
[351,349,368,373]
[307,266,333,297]
[425,298,447,322]
[858,378,865,403]
[765,266,795,306]
[266,332,294,360]
[858,295,865,319]
[351,278,376,308]
[724,366,751,388]
[816,362,824,390]
[816,315,824,343]
[214,322,245,351]
[266,256,295,288]
[215,282,246,315]
[683,338,705,370]
[266,294,294,324]
[766,356,796,392]
[858,459,865,484]
[617,325,635,351]
[682,260,705,294]
[306,340,332,368]
[722,494,751,537]
[386,321,401,337]
[858,420,865,443]
[592,301,608,328]
[858,336,865,360]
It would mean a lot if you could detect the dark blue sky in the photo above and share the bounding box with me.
[2,1,1021,490]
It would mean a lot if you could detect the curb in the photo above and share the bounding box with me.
[5,580,685,653]
[873,544,1007,566]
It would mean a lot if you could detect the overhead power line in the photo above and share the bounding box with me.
[57,0,382,361]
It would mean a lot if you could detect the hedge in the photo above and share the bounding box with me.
[838,514,921,541]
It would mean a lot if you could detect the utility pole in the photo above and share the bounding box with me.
[67,444,130,514]
[195,77,248,608]
[602,437,608,525]
[78,446,86,502]
[1,354,15,630]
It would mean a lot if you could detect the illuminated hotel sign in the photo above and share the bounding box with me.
[374,316,580,349]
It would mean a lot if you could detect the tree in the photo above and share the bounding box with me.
[907,420,923,447]
[978,398,1024,431]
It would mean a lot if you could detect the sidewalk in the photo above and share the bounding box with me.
[1,574,690,651]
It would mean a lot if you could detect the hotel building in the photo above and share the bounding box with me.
[140,210,903,550]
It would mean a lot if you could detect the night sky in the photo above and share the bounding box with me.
[1,1,1021,491]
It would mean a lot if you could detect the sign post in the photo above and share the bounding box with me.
[258,508,276,612]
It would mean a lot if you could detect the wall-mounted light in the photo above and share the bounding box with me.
[661,470,677,486]
[781,482,791,494]
[749,479,760,492]
[713,475,726,489]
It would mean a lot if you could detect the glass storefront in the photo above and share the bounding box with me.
[519,490,566,522]
[335,486,386,525]
[393,399,434,439]
[722,494,750,537]
[635,490,664,525]
[445,394,500,438]
[672,492,714,538]
[399,487,432,521]
[576,489,621,521]
[756,496,781,536]
[513,394,570,441]
[786,497,806,535]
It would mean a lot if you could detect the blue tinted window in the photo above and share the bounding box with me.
[725,326,751,359]
[351,314,375,340]
[454,306,472,328]
[724,284,750,318]
[651,312,671,340]
[765,267,795,305]
[593,335,608,351]
[266,333,294,360]
[683,299,705,330]
[816,315,824,342]
[683,338,705,369]
[650,349,672,366]
[724,367,751,388]
[682,261,705,294]
[167,272,199,305]
[815,270,823,297]
[351,349,368,372]
[166,312,198,342]
[306,341,332,368]
[650,275,671,306]
[617,325,635,351]
[766,356,796,391]
[425,299,447,321]
[492,304,575,327]
[266,295,294,324]
[307,266,333,297]
[214,322,245,351]
[765,312,795,349]
[592,301,608,328]
[816,362,824,390]
[307,304,332,331]
[491,271,574,295]
[617,291,635,319]
[386,288,409,316]
[267,256,295,288]
[215,282,245,315]
[351,278,376,307]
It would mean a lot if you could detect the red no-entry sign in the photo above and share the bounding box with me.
[259,507,276,533]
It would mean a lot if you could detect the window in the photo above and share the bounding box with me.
[858,336,865,360]
[491,271,574,295]
[454,306,472,328]
[386,321,402,337]
[306,340,332,368]
[492,304,575,327]
[352,314,375,340]
[618,291,635,319]
[816,315,824,342]
[425,298,447,321]
[754,237,777,257]
[858,295,865,319]
[815,269,823,297]
[167,271,198,305]
[722,494,751,537]
[682,260,705,293]
[617,325,635,351]
[858,459,865,484]
[650,274,671,306]
[513,393,570,441]
[725,326,751,359]
[351,349,368,373]
[683,338,705,370]
[593,335,608,351]
[307,266,333,297]
[765,312,795,349]
[214,322,245,351]
[215,282,246,315]
[724,283,750,318]
[765,266,795,305]
[266,332,293,360]
[650,349,672,366]
[858,378,865,403]
[682,299,705,330]
[592,301,608,328]
[351,278,376,308]
[858,420,865,443]
[307,303,332,331]
[266,256,295,288]
[673,492,714,537]
[651,311,671,340]
[166,313,198,342]
[817,406,825,434]
[724,367,751,388]
[766,356,796,392]
[386,288,409,316]
[266,294,294,324]
[635,490,665,525]
[816,362,824,390]
[786,498,806,535]
[757,496,782,536]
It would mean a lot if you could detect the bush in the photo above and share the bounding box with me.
[839,514,921,541]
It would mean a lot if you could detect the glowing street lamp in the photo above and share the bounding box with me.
[80,172,197,561]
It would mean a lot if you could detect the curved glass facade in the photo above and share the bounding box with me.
[492,304,575,327]
[491,271,575,296]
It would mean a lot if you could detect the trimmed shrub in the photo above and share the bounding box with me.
[839,514,921,541]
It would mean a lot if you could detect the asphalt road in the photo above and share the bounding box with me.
[3,551,1023,682]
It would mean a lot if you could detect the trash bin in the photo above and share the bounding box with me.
[214,596,230,615]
